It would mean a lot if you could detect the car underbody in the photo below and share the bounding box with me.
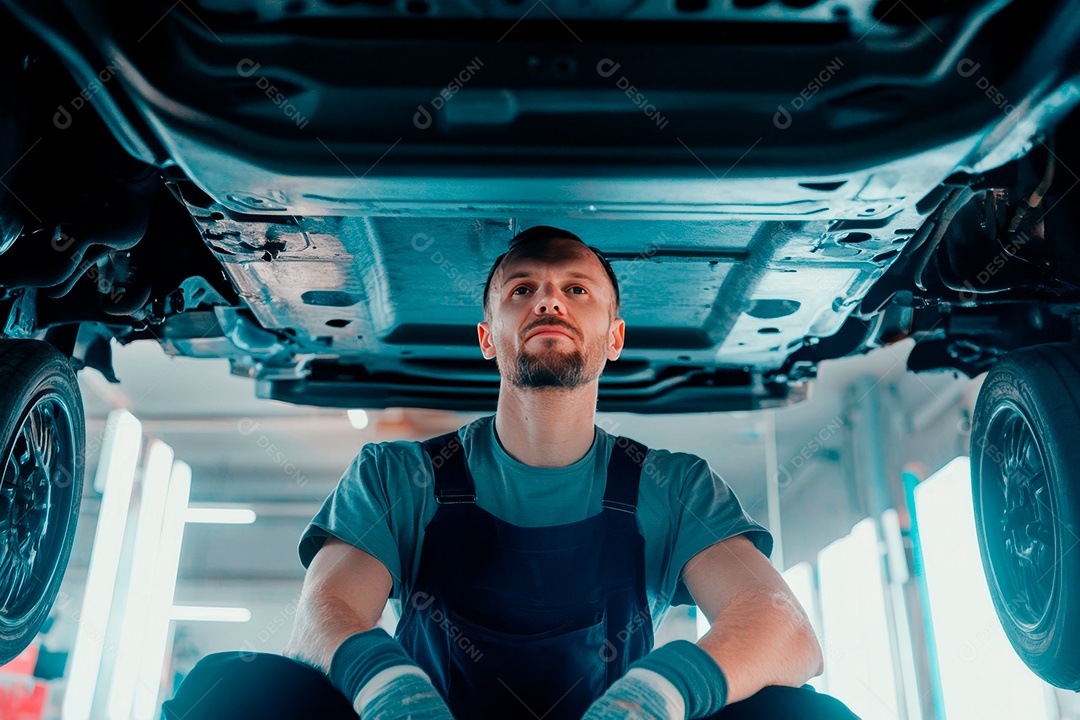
[2,0,1079,412]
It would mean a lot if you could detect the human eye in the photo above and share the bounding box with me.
[568,286,588,295]
[511,286,531,295]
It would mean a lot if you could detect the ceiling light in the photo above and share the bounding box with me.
[347,409,369,430]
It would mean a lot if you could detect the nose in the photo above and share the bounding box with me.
[534,283,564,314]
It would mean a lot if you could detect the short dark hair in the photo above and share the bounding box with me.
[482,225,620,316]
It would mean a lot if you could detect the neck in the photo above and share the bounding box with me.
[493,382,598,468]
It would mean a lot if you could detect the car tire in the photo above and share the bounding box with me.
[971,342,1080,689]
[0,339,84,664]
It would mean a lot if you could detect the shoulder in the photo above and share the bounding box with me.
[644,448,713,494]
[339,439,429,490]
[343,420,478,488]
[600,431,710,493]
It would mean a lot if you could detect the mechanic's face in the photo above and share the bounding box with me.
[478,239,625,390]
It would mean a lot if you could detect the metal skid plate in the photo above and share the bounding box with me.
[7,0,1080,409]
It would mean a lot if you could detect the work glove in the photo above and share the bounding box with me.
[328,627,455,720]
[580,668,686,720]
[582,640,728,720]
[355,668,455,720]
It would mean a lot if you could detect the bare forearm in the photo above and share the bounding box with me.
[285,590,380,672]
[286,592,454,720]
[696,589,823,704]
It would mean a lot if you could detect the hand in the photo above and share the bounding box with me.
[581,669,686,720]
[358,671,456,720]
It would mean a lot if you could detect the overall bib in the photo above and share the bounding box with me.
[395,430,655,720]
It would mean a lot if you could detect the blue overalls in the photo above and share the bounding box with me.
[162,431,863,720]
[394,430,655,720]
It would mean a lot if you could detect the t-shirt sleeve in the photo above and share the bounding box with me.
[667,454,773,607]
[297,443,404,595]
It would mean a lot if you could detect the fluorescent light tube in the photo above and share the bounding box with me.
[185,506,257,524]
[170,606,252,623]
[106,440,174,720]
[132,460,191,720]
[62,410,142,720]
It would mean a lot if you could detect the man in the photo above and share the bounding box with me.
[164,226,858,720]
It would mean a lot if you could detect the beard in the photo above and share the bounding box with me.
[500,335,606,389]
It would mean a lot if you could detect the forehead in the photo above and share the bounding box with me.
[495,239,605,284]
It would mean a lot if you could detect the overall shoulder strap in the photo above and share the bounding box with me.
[603,437,648,515]
[420,431,476,505]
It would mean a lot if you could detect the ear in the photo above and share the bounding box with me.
[478,321,496,359]
[607,318,625,361]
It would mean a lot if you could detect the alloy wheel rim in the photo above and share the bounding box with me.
[0,392,76,627]
[981,401,1057,632]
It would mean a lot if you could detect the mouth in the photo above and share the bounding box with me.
[525,325,575,341]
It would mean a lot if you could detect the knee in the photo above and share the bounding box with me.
[162,651,358,720]
[703,684,861,720]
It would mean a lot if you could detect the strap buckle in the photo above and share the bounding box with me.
[602,499,637,515]
[435,492,476,505]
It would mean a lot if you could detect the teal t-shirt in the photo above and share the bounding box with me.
[299,415,772,632]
